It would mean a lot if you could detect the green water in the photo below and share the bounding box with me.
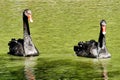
[0,0,120,80]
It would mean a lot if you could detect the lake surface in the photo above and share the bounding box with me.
[0,0,120,80]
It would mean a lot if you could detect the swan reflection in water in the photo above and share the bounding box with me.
[100,59,110,80]
[94,59,110,80]
[24,57,37,80]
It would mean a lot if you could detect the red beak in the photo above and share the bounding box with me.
[28,14,33,22]
[102,25,106,35]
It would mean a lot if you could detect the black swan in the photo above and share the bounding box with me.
[8,9,39,56]
[74,20,111,58]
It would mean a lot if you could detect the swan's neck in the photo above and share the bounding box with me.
[98,31,106,48]
[23,15,30,35]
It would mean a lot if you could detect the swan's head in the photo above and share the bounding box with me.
[100,20,106,35]
[23,9,33,22]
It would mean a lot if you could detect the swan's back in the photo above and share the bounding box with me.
[8,38,24,56]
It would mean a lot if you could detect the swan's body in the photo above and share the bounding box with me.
[74,20,111,58]
[8,9,39,56]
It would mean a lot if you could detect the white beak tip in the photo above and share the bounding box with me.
[103,32,106,35]
[30,19,33,22]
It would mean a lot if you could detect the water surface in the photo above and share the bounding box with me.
[0,0,120,80]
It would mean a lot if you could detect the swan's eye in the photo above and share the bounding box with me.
[24,10,32,16]
[101,22,106,26]
[27,10,32,15]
